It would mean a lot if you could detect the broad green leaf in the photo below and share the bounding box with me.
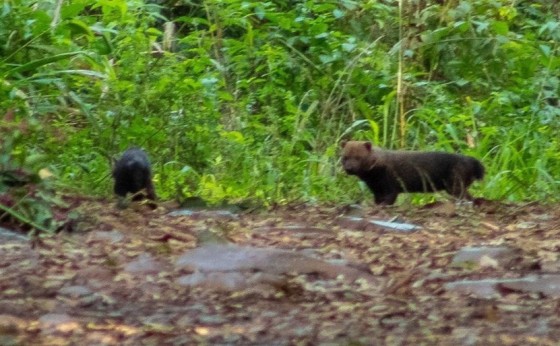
[492,21,509,35]
[255,6,265,20]
[5,52,84,76]
[333,9,345,19]
[539,44,551,56]
[65,19,94,37]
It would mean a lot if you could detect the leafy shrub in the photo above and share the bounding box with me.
[1,0,558,207]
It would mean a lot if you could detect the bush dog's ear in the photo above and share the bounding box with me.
[364,142,372,152]
[340,140,348,148]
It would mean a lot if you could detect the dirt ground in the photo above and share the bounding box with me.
[1,196,560,345]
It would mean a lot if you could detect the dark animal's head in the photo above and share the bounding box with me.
[340,140,377,175]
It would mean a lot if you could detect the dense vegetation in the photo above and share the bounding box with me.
[1,0,559,219]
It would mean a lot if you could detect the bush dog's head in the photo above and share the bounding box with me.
[340,140,376,175]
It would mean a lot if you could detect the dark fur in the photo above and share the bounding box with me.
[112,148,156,202]
[341,141,484,205]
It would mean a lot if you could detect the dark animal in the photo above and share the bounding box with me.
[112,148,156,208]
[341,141,484,205]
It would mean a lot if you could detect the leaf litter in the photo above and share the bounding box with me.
[0,197,560,344]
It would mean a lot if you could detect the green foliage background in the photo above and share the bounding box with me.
[1,0,559,205]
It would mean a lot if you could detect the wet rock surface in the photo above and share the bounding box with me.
[0,226,28,241]
[124,253,167,274]
[168,209,239,220]
[88,230,125,243]
[177,271,287,293]
[451,246,522,267]
[176,244,379,286]
[337,216,420,232]
[445,275,560,298]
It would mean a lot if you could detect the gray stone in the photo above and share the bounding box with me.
[445,275,560,298]
[89,230,125,243]
[38,313,74,330]
[177,271,287,293]
[451,246,521,267]
[369,219,420,232]
[500,275,560,297]
[338,216,420,232]
[175,244,379,284]
[0,227,27,241]
[124,253,165,274]
[58,285,92,298]
[168,209,238,220]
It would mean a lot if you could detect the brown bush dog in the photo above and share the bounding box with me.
[112,148,156,208]
[340,141,485,205]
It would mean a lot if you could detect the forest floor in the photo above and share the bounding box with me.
[1,196,560,345]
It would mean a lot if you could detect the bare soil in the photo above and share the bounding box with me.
[1,196,560,345]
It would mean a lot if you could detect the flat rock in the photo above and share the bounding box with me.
[369,219,420,232]
[168,209,238,220]
[177,272,246,290]
[445,278,517,298]
[0,227,28,242]
[177,271,286,292]
[176,244,378,284]
[58,285,93,299]
[124,253,166,274]
[38,313,77,333]
[451,246,521,267]
[338,217,420,232]
[500,275,560,297]
[445,275,560,298]
[89,230,125,243]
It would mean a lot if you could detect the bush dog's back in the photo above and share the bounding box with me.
[341,140,484,205]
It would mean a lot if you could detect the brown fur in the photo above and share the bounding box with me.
[341,141,484,205]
